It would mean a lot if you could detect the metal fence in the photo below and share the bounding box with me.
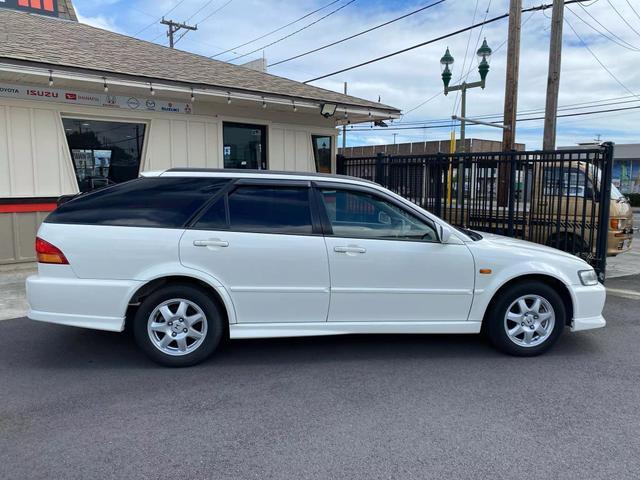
[337,143,614,278]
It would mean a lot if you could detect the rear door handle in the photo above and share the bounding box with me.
[334,245,366,254]
[193,239,229,248]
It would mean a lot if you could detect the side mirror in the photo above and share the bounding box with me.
[438,224,453,243]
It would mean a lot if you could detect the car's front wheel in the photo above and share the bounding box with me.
[485,281,565,356]
[133,284,224,367]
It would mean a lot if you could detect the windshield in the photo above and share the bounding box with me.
[611,184,625,200]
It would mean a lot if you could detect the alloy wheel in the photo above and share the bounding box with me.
[503,294,555,348]
[147,298,208,356]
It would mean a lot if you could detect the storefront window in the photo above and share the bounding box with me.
[223,122,267,170]
[312,135,332,173]
[62,118,146,192]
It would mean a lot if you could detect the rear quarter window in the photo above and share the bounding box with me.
[46,177,230,228]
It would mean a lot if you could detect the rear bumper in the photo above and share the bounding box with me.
[26,274,142,332]
[570,283,606,332]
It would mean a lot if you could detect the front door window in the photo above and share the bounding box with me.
[62,118,145,193]
[223,122,267,170]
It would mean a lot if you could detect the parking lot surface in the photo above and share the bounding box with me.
[1,290,639,480]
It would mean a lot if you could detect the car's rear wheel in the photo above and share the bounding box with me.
[133,284,223,367]
[485,281,565,356]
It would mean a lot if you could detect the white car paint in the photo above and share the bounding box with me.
[26,170,606,339]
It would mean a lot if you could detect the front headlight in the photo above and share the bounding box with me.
[578,269,599,286]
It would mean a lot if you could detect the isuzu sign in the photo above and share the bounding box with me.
[0,82,193,115]
[0,0,59,17]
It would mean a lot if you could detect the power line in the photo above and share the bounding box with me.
[227,0,357,62]
[303,0,594,84]
[393,96,640,126]
[607,0,640,39]
[304,11,509,83]
[197,0,235,24]
[576,1,640,50]
[564,15,640,99]
[626,0,640,21]
[268,0,447,67]
[348,104,640,131]
[401,5,532,120]
[211,0,342,59]
[186,0,217,22]
[566,5,640,51]
[133,0,188,37]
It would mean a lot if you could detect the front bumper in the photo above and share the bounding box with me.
[26,274,142,332]
[569,282,606,332]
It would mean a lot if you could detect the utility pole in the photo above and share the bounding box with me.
[342,82,347,150]
[161,17,197,49]
[542,0,564,150]
[498,0,522,206]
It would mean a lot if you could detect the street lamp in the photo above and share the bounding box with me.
[440,38,492,151]
[440,47,454,91]
[440,38,492,203]
[476,38,492,84]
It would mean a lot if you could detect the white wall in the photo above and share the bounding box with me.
[0,97,336,198]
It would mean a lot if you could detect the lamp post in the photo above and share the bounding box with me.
[441,39,492,204]
[440,38,492,153]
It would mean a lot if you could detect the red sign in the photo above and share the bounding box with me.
[1,0,58,17]
[65,93,77,100]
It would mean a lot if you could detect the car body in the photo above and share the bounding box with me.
[26,169,606,366]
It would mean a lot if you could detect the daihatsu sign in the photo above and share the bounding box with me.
[0,0,58,17]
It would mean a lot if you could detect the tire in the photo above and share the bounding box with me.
[133,284,224,367]
[485,281,565,356]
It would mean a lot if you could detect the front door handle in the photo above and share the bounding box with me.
[193,239,229,248]
[334,245,366,254]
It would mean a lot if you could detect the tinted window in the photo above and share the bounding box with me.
[195,186,312,234]
[46,177,230,228]
[320,188,437,241]
[193,196,227,230]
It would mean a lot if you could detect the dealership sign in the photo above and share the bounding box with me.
[0,0,58,17]
[0,83,193,115]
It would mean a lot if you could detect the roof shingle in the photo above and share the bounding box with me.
[0,9,399,113]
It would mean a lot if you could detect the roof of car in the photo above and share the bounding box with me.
[158,168,378,185]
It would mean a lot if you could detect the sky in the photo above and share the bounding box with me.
[72,0,640,149]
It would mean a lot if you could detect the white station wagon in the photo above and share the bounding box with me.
[27,169,606,366]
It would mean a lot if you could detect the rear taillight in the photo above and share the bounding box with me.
[35,237,69,264]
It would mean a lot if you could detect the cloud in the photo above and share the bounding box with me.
[75,12,121,33]
[74,0,640,149]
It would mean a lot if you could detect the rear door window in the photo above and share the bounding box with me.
[46,177,230,228]
[194,186,313,235]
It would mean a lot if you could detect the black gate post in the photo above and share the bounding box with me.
[375,152,385,185]
[434,152,443,217]
[507,152,517,237]
[595,142,614,282]
[336,154,345,175]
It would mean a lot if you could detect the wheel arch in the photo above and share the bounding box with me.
[482,274,574,327]
[124,274,235,335]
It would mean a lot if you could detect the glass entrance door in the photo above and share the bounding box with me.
[223,122,267,170]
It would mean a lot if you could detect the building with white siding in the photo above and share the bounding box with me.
[0,2,400,264]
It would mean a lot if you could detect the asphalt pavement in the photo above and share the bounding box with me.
[1,289,639,480]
